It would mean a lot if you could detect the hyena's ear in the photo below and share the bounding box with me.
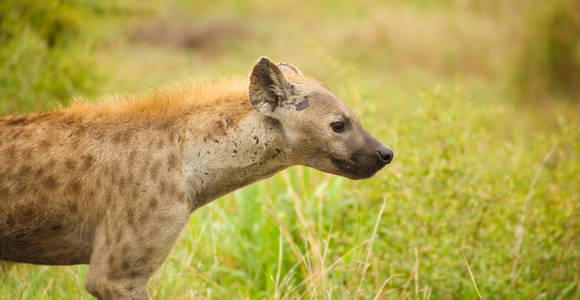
[278,62,303,76]
[249,57,292,116]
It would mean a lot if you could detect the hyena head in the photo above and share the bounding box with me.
[249,57,393,179]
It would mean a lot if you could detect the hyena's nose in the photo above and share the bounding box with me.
[377,146,394,164]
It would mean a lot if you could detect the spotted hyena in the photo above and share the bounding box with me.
[0,57,393,299]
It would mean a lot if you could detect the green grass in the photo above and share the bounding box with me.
[1,1,580,299]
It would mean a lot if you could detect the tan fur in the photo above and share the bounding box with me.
[68,78,248,120]
[0,58,392,299]
[65,77,253,138]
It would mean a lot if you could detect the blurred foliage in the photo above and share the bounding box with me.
[0,0,143,114]
[516,0,580,102]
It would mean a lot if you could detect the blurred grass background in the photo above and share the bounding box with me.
[1,0,580,299]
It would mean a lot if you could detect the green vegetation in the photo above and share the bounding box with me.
[0,0,141,113]
[516,0,580,101]
[1,0,579,299]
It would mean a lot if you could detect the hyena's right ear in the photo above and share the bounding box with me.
[278,62,303,76]
[249,57,292,117]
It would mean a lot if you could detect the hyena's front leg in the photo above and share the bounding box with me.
[85,202,190,299]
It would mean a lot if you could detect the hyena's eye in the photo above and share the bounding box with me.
[331,121,345,133]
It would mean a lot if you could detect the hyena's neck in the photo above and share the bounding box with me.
[182,110,290,209]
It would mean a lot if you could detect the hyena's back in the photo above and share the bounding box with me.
[0,111,179,265]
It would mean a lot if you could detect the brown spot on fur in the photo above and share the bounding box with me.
[18,165,32,176]
[127,209,136,228]
[107,270,117,280]
[39,194,49,202]
[43,176,59,190]
[138,211,148,223]
[128,150,137,169]
[105,192,113,205]
[136,255,149,265]
[69,138,80,150]
[46,159,56,169]
[115,231,123,243]
[109,161,121,177]
[112,132,123,144]
[68,180,82,194]
[168,182,177,197]
[68,202,78,213]
[215,120,227,135]
[39,140,52,149]
[0,187,10,198]
[23,208,33,216]
[179,192,187,203]
[149,197,158,209]
[121,131,132,144]
[132,187,139,200]
[65,159,77,170]
[167,152,178,171]
[127,172,135,184]
[81,154,95,171]
[159,180,167,195]
[102,129,119,143]
[14,183,27,195]
[104,221,112,246]
[150,161,161,180]
[118,177,126,193]
[12,129,22,139]
[22,148,32,159]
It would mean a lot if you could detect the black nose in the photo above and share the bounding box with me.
[377,146,394,164]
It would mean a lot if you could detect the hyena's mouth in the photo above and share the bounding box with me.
[330,157,380,179]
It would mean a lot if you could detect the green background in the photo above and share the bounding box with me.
[1,0,579,299]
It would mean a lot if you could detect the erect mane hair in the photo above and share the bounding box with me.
[65,76,252,124]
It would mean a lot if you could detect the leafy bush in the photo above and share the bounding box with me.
[0,0,132,114]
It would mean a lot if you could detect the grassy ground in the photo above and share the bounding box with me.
[1,1,580,299]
